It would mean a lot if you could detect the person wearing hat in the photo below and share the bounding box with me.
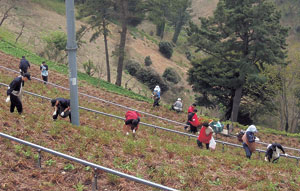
[265,143,287,163]
[40,61,49,84]
[6,73,31,114]
[197,122,213,149]
[51,98,71,122]
[19,56,30,75]
[152,85,161,107]
[242,125,259,159]
[123,110,141,137]
[171,98,183,112]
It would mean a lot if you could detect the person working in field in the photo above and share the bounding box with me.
[19,56,30,75]
[51,98,71,122]
[6,73,31,114]
[242,125,259,159]
[152,85,161,107]
[197,122,213,149]
[123,110,141,137]
[171,98,183,112]
[40,61,49,84]
[265,143,287,163]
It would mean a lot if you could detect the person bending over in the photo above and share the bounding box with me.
[51,98,71,122]
[123,110,141,137]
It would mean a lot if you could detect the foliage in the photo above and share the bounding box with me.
[162,67,181,84]
[144,56,152,66]
[31,0,65,15]
[64,163,75,171]
[83,59,98,77]
[41,31,67,63]
[0,37,151,102]
[187,0,289,122]
[136,67,169,94]
[158,41,173,59]
[125,60,141,76]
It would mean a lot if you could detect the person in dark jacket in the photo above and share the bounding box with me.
[265,143,287,163]
[40,61,49,84]
[19,56,30,75]
[242,125,259,159]
[123,110,141,137]
[6,73,31,114]
[51,98,71,122]
[187,109,200,134]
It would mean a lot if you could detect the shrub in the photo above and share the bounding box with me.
[136,67,169,94]
[42,31,67,63]
[162,67,181,84]
[144,56,152,66]
[159,41,173,59]
[125,60,141,76]
[83,60,98,77]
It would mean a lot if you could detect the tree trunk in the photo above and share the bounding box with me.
[160,21,165,40]
[172,20,183,44]
[102,19,111,83]
[115,0,128,86]
[231,86,243,122]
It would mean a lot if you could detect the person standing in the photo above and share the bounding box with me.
[51,98,71,122]
[6,73,31,114]
[242,125,259,159]
[152,85,161,107]
[197,122,213,149]
[19,56,30,75]
[265,143,287,163]
[40,61,49,84]
[123,110,141,137]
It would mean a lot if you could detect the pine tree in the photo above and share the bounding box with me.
[187,0,289,122]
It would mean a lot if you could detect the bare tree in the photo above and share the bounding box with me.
[0,0,18,27]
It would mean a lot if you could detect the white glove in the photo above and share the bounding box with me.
[255,137,260,141]
[264,157,268,162]
[133,129,136,134]
[5,96,10,103]
[126,132,129,136]
[192,119,195,121]
[61,112,65,116]
[20,69,22,72]
[53,110,57,116]
[284,153,288,157]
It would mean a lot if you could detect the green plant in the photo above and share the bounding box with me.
[107,174,120,185]
[73,182,86,191]
[162,67,181,84]
[45,159,56,166]
[64,163,75,171]
[14,145,23,154]
[83,60,98,77]
[22,150,32,159]
[144,56,152,66]
[125,60,141,76]
[158,41,173,59]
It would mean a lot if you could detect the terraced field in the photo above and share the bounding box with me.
[0,51,300,190]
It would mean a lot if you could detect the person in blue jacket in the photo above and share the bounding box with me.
[152,85,161,107]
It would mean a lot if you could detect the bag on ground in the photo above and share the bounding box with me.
[209,137,216,149]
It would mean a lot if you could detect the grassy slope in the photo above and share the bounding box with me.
[0,51,300,190]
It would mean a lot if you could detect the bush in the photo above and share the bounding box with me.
[42,31,67,63]
[159,41,173,59]
[136,67,169,94]
[162,67,181,84]
[83,59,98,77]
[125,60,141,76]
[144,56,152,66]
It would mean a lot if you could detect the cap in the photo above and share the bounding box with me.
[178,98,181,101]
[23,73,31,80]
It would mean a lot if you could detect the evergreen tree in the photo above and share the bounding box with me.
[187,0,288,122]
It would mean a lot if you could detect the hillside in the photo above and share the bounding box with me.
[0,0,194,107]
[0,50,300,190]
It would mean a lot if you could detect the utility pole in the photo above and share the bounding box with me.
[65,0,80,126]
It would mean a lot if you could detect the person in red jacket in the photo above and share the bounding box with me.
[188,109,200,134]
[197,122,213,149]
[184,103,197,130]
[123,110,141,136]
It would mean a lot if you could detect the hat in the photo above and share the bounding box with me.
[177,98,181,101]
[23,73,31,80]
[51,99,57,107]
[246,125,258,133]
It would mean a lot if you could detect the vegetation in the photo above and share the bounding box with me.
[144,56,152,66]
[125,60,141,76]
[158,41,173,59]
[82,59,98,77]
[162,67,181,84]
[187,0,289,123]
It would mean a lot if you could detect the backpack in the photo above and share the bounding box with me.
[237,130,245,142]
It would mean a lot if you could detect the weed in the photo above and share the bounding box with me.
[45,159,56,166]
[85,166,91,171]
[208,177,222,186]
[107,174,120,185]
[22,150,32,159]
[14,145,23,155]
[64,163,75,171]
[73,182,86,191]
